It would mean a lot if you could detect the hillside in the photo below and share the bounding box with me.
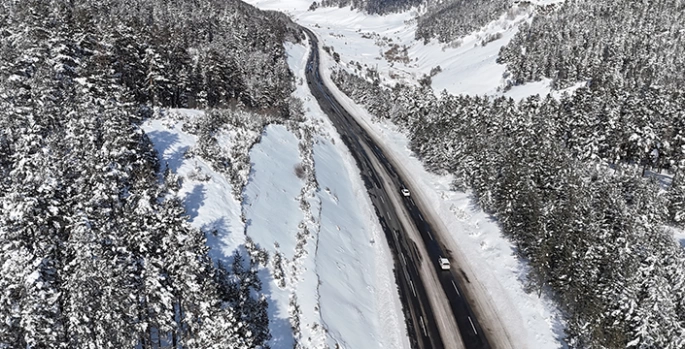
[247,0,685,348]
[498,0,685,91]
[4,0,685,348]
[316,0,422,14]
[0,0,302,347]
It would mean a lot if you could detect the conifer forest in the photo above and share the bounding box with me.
[0,0,299,347]
[2,0,685,348]
[332,0,685,344]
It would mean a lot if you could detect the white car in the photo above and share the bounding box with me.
[438,257,450,270]
[400,188,410,197]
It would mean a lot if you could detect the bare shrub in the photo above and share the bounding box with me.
[294,163,306,179]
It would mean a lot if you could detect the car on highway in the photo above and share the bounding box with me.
[400,187,410,197]
[438,257,451,270]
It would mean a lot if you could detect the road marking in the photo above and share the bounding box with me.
[452,280,461,297]
[418,212,424,221]
[427,229,434,240]
[380,196,385,203]
[468,316,478,335]
[419,316,427,336]
[400,253,406,265]
[409,279,416,297]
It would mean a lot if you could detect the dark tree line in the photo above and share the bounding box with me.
[0,0,298,347]
[316,0,510,25]
[415,0,511,44]
[1,0,302,112]
[332,68,685,348]
[316,0,424,15]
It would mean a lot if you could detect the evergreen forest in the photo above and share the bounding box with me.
[332,62,685,349]
[326,1,685,345]
[0,0,300,347]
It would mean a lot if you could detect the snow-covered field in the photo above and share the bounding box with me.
[141,38,408,349]
[247,0,566,99]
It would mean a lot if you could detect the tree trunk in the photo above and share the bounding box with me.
[642,162,648,177]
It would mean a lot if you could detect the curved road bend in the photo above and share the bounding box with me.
[301,27,491,349]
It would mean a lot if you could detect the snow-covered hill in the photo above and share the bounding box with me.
[242,1,570,348]
[247,0,570,98]
[142,39,409,349]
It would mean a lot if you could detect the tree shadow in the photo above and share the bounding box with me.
[145,130,189,173]
[258,267,296,349]
[242,160,259,207]
[644,169,674,190]
[164,144,190,173]
[146,130,179,154]
[202,216,236,263]
[183,184,206,221]
[223,243,296,349]
[466,192,500,225]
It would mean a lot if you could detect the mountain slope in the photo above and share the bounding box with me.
[245,1,685,348]
[0,0,301,347]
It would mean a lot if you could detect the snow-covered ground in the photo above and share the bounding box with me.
[142,111,246,262]
[284,40,409,349]
[141,38,408,349]
[143,0,573,347]
[238,0,570,347]
[315,39,567,348]
[670,227,685,248]
[247,0,565,99]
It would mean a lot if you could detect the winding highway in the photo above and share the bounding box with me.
[302,27,493,349]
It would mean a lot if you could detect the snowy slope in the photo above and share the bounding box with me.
[284,39,410,349]
[241,1,568,347]
[242,124,303,348]
[141,38,409,349]
[142,111,246,262]
[243,125,303,263]
[245,0,565,99]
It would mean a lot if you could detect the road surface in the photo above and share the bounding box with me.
[302,27,494,349]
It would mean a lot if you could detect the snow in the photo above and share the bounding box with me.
[669,226,685,248]
[140,38,408,349]
[141,112,246,261]
[243,125,303,261]
[284,38,410,349]
[313,134,410,349]
[313,28,568,348]
[246,0,558,99]
[241,124,303,348]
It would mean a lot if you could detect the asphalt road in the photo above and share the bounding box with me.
[301,27,492,349]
